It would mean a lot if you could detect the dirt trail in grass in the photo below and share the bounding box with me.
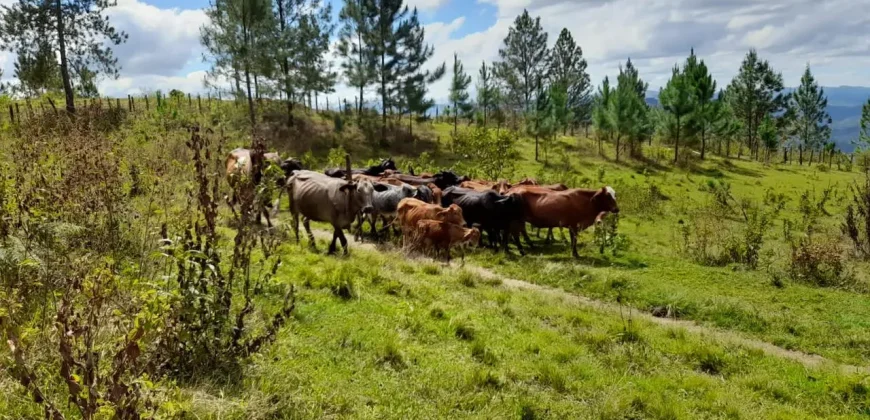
[309,230,869,375]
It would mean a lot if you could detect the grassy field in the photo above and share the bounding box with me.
[1,102,869,419]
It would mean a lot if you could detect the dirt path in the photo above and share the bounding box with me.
[309,229,870,375]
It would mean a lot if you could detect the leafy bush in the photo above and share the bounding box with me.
[452,127,519,180]
[593,214,630,256]
[843,172,870,258]
[789,236,849,288]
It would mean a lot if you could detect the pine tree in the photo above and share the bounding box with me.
[274,0,332,124]
[726,49,787,160]
[449,53,472,134]
[202,0,274,131]
[684,49,720,160]
[13,40,61,97]
[786,65,831,166]
[477,61,496,127]
[609,59,650,160]
[858,98,870,151]
[592,77,613,156]
[296,8,336,104]
[337,0,375,114]
[398,8,444,128]
[549,28,591,135]
[495,9,549,114]
[659,64,693,164]
[0,0,127,112]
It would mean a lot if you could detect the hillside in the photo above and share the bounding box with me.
[0,102,869,419]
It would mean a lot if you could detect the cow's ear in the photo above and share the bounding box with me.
[339,183,357,192]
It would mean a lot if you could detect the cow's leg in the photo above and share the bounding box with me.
[569,227,580,259]
[336,227,350,255]
[522,225,535,249]
[293,213,300,243]
[303,218,317,251]
[369,213,379,241]
[512,226,526,256]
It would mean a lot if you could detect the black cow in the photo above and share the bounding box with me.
[388,170,468,190]
[440,187,525,255]
[325,157,398,178]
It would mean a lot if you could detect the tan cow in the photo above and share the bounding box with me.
[415,220,481,262]
[396,198,465,246]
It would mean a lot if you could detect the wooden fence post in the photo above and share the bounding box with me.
[197,94,202,113]
[15,104,21,123]
[145,94,150,111]
[9,105,13,123]
[116,98,121,110]
[188,93,192,108]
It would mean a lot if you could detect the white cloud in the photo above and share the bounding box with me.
[406,0,451,11]
[107,0,208,77]
[99,70,210,97]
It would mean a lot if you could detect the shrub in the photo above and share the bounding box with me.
[843,172,870,258]
[789,236,849,288]
[593,214,630,256]
[452,127,519,181]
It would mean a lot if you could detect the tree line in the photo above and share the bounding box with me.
[1,0,869,163]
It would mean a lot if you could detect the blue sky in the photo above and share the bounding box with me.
[1,0,868,101]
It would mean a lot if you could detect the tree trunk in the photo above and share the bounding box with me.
[380,34,387,147]
[244,62,256,135]
[535,133,539,161]
[56,0,75,113]
[453,100,457,135]
[799,145,803,165]
[616,134,621,162]
[783,147,788,164]
[674,115,680,164]
[700,129,706,160]
[808,149,814,167]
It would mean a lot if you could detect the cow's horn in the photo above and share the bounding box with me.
[344,154,352,183]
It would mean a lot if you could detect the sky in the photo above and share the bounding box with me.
[1,0,869,104]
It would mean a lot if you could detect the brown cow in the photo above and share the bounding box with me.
[414,220,481,262]
[505,183,569,242]
[516,177,539,186]
[493,180,513,194]
[508,186,619,258]
[427,183,443,205]
[459,180,496,191]
[396,198,465,246]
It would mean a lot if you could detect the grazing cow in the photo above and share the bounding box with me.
[225,148,303,226]
[414,220,481,262]
[355,182,420,240]
[507,186,619,258]
[396,199,465,246]
[325,157,397,178]
[286,170,375,254]
[387,170,467,190]
[440,187,525,255]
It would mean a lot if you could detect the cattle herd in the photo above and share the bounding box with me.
[227,148,620,261]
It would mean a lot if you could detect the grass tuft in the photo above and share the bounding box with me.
[453,318,476,341]
[471,340,498,366]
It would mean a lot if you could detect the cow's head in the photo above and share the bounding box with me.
[436,204,465,226]
[400,184,417,199]
[494,180,512,194]
[517,177,538,186]
[280,158,304,178]
[340,179,375,214]
[461,227,481,247]
[380,157,397,171]
[592,186,619,215]
[415,184,433,203]
[433,170,465,189]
